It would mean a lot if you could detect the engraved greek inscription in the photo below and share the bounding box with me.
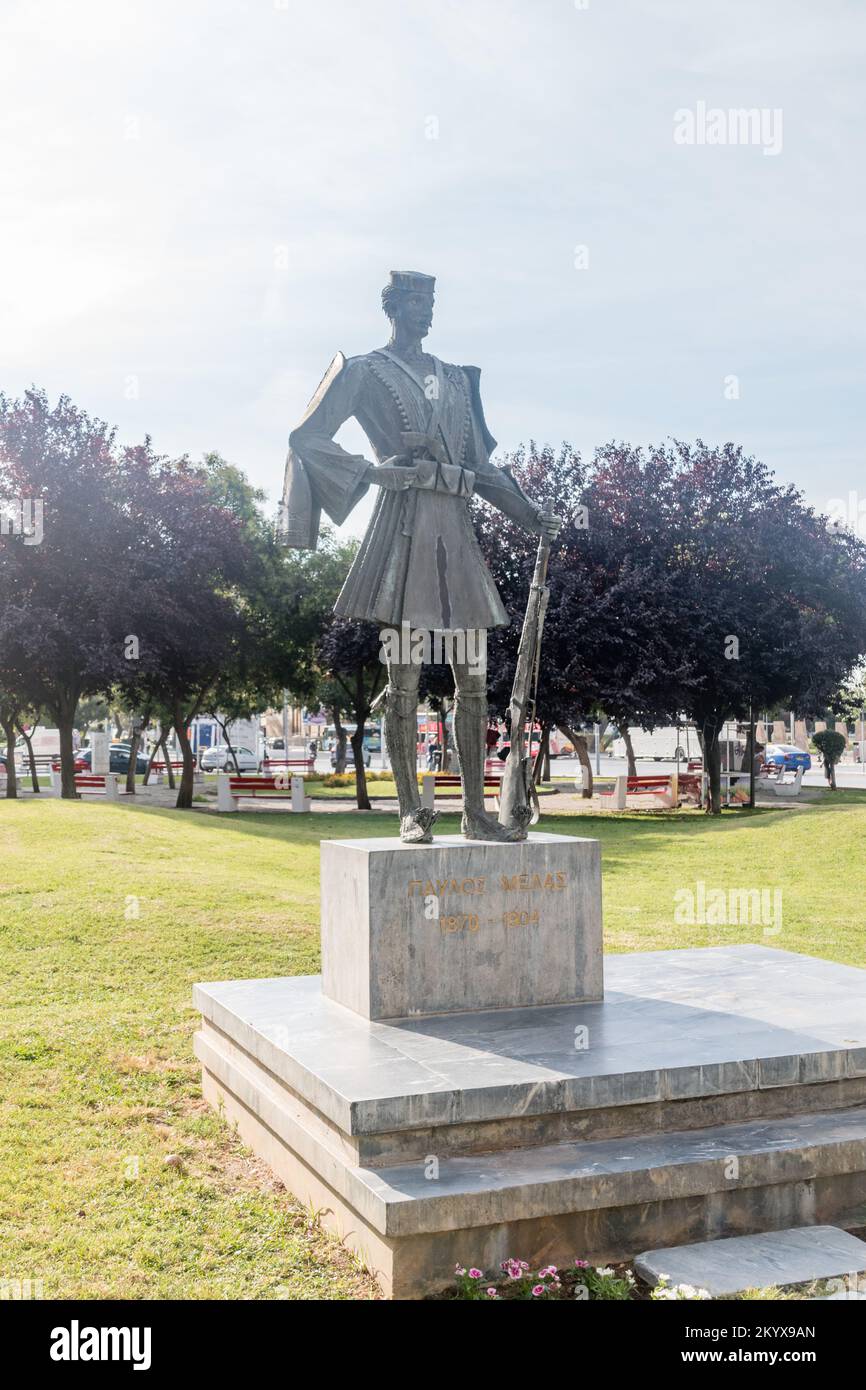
[499,872,567,892]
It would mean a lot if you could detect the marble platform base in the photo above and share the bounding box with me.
[194,945,866,1298]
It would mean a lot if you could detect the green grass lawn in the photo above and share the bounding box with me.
[2,792,865,1299]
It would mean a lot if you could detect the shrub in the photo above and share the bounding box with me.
[812,729,847,789]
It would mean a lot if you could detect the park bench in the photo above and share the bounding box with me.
[589,773,703,809]
[593,775,628,809]
[677,773,702,803]
[420,771,502,809]
[48,770,121,799]
[626,774,678,807]
[260,757,315,774]
[150,758,203,785]
[762,765,805,797]
[217,772,310,813]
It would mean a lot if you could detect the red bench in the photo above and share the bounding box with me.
[427,776,503,788]
[677,773,702,800]
[48,771,121,799]
[420,772,502,809]
[217,772,310,812]
[623,774,679,808]
[627,775,674,793]
[261,757,315,774]
[149,758,203,785]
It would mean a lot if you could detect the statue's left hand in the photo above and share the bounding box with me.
[536,510,562,540]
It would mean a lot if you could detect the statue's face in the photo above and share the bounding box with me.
[395,289,434,340]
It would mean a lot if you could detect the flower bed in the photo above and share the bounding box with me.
[447,1258,714,1301]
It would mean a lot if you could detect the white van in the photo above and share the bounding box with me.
[15,727,61,771]
[610,725,699,762]
[16,727,61,755]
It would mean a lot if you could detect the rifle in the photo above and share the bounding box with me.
[497,534,551,834]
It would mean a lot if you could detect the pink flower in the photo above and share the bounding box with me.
[574,1258,589,1268]
[486,1287,499,1298]
[455,1265,466,1276]
[468,1268,484,1280]
[531,1284,544,1297]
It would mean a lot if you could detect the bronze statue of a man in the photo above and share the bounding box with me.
[281,270,560,844]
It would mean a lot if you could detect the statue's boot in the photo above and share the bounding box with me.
[385,675,438,844]
[454,685,525,842]
[400,806,438,844]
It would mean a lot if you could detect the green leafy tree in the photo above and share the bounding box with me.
[813,729,847,790]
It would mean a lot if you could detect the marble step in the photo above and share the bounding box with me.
[634,1225,866,1297]
[362,1107,866,1238]
[198,1021,866,1241]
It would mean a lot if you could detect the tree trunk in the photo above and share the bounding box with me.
[699,721,724,815]
[125,710,149,795]
[559,724,592,797]
[3,716,18,798]
[143,733,161,787]
[331,708,348,773]
[173,705,196,808]
[162,735,176,790]
[621,727,638,778]
[440,699,453,772]
[212,713,241,773]
[125,732,139,794]
[16,721,40,793]
[56,697,79,799]
[351,724,371,810]
[532,723,551,786]
[825,755,837,791]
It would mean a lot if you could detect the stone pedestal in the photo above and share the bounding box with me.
[193,832,866,1298]
[194,944,866,1298]
[321,833,602,1020]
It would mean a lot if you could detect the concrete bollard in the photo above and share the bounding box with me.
[613,775,627,810]
[421,773,435,810]
[104,773,119,801]
[216,773,236,812]
[291,775,310,813]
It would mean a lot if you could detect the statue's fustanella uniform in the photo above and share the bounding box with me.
[282,271,558,843]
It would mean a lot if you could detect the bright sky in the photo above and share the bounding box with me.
[2,0,864,537]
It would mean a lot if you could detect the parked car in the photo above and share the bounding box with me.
[763,743,812,772]
[76,744,150,774]
[329,744,371,769]
[199,744,260,773]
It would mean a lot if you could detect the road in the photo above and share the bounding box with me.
[316,749,866,791]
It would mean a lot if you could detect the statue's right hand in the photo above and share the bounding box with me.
[369,459,420,491]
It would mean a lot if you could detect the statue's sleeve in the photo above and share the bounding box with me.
[279,353,371,548]
[461,365,542,533]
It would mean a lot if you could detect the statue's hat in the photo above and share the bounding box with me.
[387,270,435,293]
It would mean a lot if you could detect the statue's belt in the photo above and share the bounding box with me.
[394,456,475,496]
[388,458,476,537]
